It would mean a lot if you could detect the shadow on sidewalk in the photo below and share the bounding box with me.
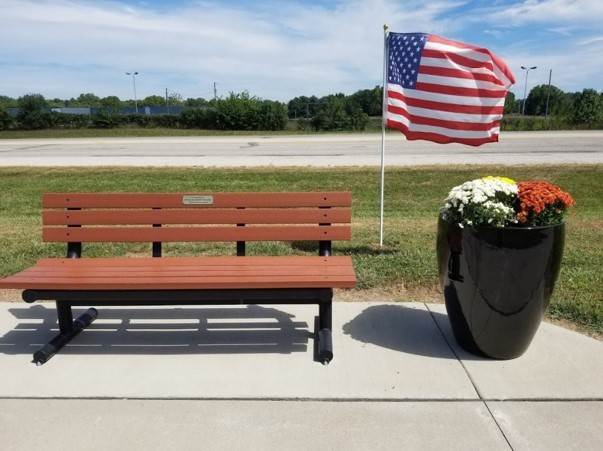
[0,304,311,356]
[343,304,484,361]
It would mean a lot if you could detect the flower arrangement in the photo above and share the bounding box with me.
[441,176,574,228]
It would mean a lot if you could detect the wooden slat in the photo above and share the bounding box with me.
[43,208,351,225]
[43,192,352,209]
[0,276,356,290]
[0,256,356,290]
[17,267,355,278]
[35,256,351,267]
[42,225,351,242]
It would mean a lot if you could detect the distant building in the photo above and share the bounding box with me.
[51,107,91,115]
[7,106,185,116]
[106,106,184,115]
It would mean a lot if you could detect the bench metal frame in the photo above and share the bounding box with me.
[24,239,335,366]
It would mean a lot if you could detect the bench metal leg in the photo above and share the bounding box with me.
[33,302,98,366]
[317,294,333,365]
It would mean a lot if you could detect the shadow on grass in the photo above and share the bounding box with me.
[0,304,311,356]
[342,304,484,361]
[290,241,396,255]
[338,245,396,256]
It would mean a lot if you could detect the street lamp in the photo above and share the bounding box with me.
[126,71,139,113]
[520,65,537,115]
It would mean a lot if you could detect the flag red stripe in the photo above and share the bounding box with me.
[387,105,500,131]
[386,119,498,146]
[418,65,504,86]
[427,34,490,54]
[426,35,515,84]
[387,90,504,115]
[422,48,494,71]
[416,82,507,98]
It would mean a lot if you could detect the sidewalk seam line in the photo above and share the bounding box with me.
[424,302,514,451]
[1,396,601,402]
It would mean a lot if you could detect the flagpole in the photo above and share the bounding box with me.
[379,24,389,247]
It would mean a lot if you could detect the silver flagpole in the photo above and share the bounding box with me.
[379,24,389,247]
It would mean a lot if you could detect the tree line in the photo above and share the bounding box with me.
[1,84,602,132]
[0,92,287,131]
[504,86,603,124]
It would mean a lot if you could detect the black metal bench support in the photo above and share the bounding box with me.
[31,224,101,365]
[317,290,333,364]
[32,301,98,366]
[23,287,334,365]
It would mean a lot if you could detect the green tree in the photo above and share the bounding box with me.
[17,94,53,129]
[346,107,370,130]
[213,92,260,130]
[181,92,287,131]
[180,108,216,128]
[168,92,183,105]
[91,110,118,128]
[572,89,602,124]
[68,93,101,107]
[258,100,288,130]
[311,95,349,130]
[0,95,17,109]
[142,95,166,107]
[287,95,319,118]
[347,86,382,116]
[504,91,516,114]
[0,108,13,130]
[47,98,66,108]
[100,96,122,112]
[18,93,47,113]
[185,97,208,108]
[525,84,570,116]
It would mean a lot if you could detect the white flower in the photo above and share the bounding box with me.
[441,177,518,228]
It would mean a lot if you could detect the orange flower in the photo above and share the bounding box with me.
[516,181,575,223]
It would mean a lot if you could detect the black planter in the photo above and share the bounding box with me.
[437,217,565,359]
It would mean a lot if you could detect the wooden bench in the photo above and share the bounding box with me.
[0,192,355,365]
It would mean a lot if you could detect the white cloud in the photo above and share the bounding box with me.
[579,36,603,46]
[505,37,603,95]
[485,0,603,26]
[0,0,600,101]
[0,0,459,100]
[464,0,603,94]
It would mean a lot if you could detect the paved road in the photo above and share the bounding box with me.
[0,131,601,166]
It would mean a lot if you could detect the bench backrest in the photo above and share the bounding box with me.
[42,192,352,256]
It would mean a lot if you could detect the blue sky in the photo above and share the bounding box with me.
[1,0,601,101]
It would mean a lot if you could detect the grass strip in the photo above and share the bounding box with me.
[0,165,600,335]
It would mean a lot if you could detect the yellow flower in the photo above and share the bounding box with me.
[482,176,516,185]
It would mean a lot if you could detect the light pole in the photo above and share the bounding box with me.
[520,65,537,115]
[545,69,552,118]
[126,71,139,113]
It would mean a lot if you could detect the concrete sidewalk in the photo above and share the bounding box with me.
[0,301,601,450]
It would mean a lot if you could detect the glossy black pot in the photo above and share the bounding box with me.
[437,217,565,359]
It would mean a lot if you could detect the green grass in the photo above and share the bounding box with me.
[0,166,601,335]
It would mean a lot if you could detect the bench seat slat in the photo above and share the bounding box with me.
[1,278,356,290]
[0,256,356,290]
[43,226,350,242]
[34,256,350,267]
[14,267,355,278]
[43,192,352,209]
[42,208,351,225]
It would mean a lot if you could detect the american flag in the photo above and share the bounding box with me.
[385,33,515,146]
